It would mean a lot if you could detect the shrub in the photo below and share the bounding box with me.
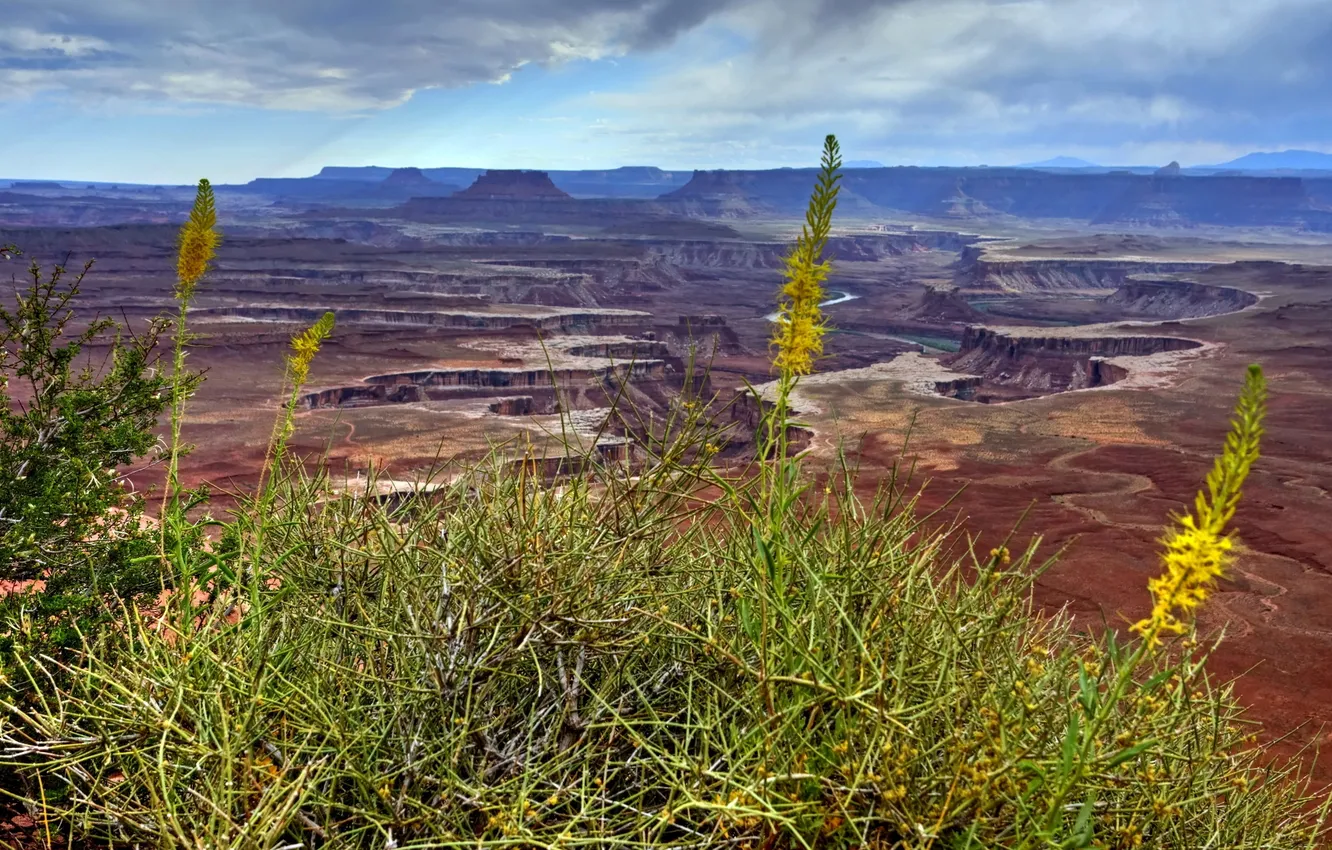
[0,245,197,671]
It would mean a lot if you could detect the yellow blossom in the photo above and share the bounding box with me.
[1132,364,1266,648]
[175,178,219,299]
[287,311,336,391]
[771,135,842,380]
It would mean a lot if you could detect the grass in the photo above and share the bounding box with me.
[0,142,1327,849]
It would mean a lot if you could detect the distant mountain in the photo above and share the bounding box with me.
[1018,157,1101,169]
[314,166,393,181]
[844,160,885,168]
[1205,150,1332,171]
[382,167,438,188]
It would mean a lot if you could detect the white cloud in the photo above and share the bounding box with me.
[2,0,1331,165]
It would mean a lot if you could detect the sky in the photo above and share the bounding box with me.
[2,0,1331,184]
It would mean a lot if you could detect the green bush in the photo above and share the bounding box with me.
[2,452,1326,849]
[0,246,197,671]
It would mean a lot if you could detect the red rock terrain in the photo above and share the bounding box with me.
[4,194,1332,786]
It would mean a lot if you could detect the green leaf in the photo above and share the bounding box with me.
[1078,663,1097,718]
[1106,738,1157,768]
[1066,792,1096,848]
[1060,711,1080,780]
[1143,670,1172,692]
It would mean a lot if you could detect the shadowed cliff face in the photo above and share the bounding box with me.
[302,361,668,410]
[1090,175,1330,229]
[1101,279,1258,319]
[640,234,939,269]
[452,170,573,201]
[660,167,1332,230]
[940,327,1202,402]
[955,251,1214,293]
[195,306,648,332]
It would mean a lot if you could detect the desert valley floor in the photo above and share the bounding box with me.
[4,169,1332,777]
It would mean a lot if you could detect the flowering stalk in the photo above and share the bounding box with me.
[260,311,336,496]
[162,179,218,548]
[1132,363,1266,647]
[239,311,335,597]
[771,135,842,392]
[764,134,842,472]
[1032,364,1268,844]
[747,135,841,719]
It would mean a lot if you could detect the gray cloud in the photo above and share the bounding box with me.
[592,0,1332,163]
[0,0,744,109]
[3,0,1330,163]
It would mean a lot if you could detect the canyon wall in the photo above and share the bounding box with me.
[941,327,1200,398]
[303,360,667,410]
[640,234,942,270]
[197,306,647,332]
[953,327,1202,360]
[660,167,1332,230]
[1101,279,1259,319]
[956,255,1215,293]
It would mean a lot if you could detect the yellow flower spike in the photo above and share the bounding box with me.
[286,311,336,392]
[175,178,219,300]
[772,134,842,380]
[1132,364,1267,648]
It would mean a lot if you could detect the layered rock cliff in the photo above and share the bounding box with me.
[956,254,1214,293]
[303,360,667,410]
[196,306,647,332]
[453,170,572,200]
[1101,279,1258,319]
[940,327,1201,398]
[657,166,1332,229]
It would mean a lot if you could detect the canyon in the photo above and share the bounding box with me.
[2,165,1332,784]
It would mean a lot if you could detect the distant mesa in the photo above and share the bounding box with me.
[1155,161,1182,177]
[315,165,394,182]
[845,160,885,168]
[10,181,64,190]
[1018,157,1100,169]
[381,167,438,188]
[453,170,572,200]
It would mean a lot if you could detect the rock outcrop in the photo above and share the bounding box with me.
[902,287,988,324]
[195,306,647,332]
[1100,279,1258,319]
[953,327,1202,360]
[382,167,440,189]
[1091,175,1330,229]
[302,360,667,411]
[490,396,547,416]
[940,327,1201,399]
[934,376,984,400]
[640,234,935,270]
[453,170,572,200]
[956,254,1214,293]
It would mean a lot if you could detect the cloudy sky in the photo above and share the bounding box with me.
[2,0,1330,183]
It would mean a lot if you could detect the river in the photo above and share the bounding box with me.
[765,291,860,322]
